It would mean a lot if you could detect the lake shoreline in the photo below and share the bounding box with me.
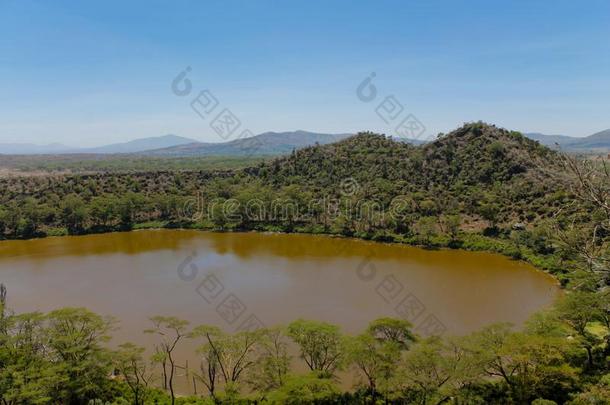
[0,228,560,338]
[0,222,565,288]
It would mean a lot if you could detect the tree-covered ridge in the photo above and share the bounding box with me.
[250,122,566,224]
[0,122,566,233]
[421,123,558,184]
[258,122,556,187]
[0,122,605,285]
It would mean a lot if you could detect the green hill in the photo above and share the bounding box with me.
[240,122,563,228]
[0,122,579,278]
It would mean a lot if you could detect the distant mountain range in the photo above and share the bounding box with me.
[0,131,354,156]
[82,134,197,154]
[1,128,608,156]
[0,142,72,154]
[143,131,353,156]
[0,134,197,155]
[523,129,610,152]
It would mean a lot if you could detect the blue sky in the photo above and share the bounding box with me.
[1,0,609,146]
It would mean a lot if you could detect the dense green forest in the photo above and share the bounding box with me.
[0,122,609,403]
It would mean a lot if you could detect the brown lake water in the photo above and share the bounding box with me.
[0,229,559,393]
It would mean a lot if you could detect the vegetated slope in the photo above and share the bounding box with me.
[0,122,571,250]
[420,123,559,185]
[248,122,564,226]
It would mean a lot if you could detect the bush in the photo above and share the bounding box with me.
[265,374,340,404]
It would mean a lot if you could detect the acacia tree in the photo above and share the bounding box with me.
[415,217,437,245]
[553,154,610,286]
[399,336,485,405]
[46,307,115,403]
[89,196,116,228]
[248,327,291,393]
[0,286,60,404]
[192,327,221,400]
[561,155,610,226]
[348,318,418,398]
[191,325,263,399]
[287,319,345,377]
[440,214,461,242]
[479,202,500,230]
[366,318,417,350]
[465,323,579,404]
[348,333,401,399]
[60,194,89,234]
[0,312,66,405]
[144,316,189,405]
[555,291,604,369]
[114,342,153,405]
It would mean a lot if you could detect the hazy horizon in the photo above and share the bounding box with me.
[0,126,607,151]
